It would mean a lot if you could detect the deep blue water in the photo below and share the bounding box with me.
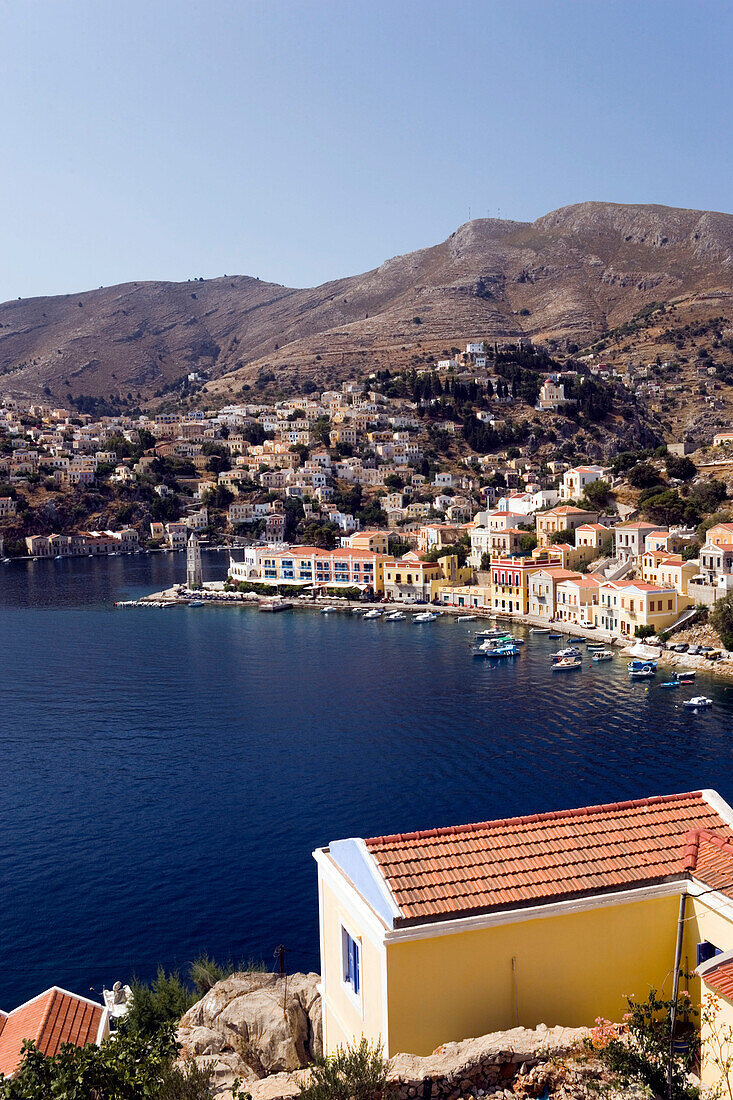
[1,551,733,1009]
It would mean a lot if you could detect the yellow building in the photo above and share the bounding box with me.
[597,580,690,636]
[640,552,699,596]
[315,790,733,1067]
[490,556,543,614]
[382,552,471,602]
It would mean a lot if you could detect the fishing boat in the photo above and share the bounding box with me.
[660,680,680,689]
[414,611,437,622]
[592,650,613,662]
[548,632,562,639]
[384,611,405,621]
[321,605,338,614]
[475,640,520,658]
[188,599,205,607]
[476,628,514,640]
[553,656,582,670]
[530,627,550,634]
[364,608,382,619]
[683,696,713,709]
[456,614,477,622]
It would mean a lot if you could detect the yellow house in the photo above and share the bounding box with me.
[555,575,601,625]
[640,552,699,596]
[489,556,543,614]
[315,790,733,1067]
[597,580,690,636]
[382,553,471,602]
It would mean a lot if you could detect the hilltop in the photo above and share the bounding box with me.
[1,201,733,415]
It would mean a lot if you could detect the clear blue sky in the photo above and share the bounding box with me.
[1,0,732,302]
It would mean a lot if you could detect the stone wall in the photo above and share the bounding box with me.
[248,1024,588,1100]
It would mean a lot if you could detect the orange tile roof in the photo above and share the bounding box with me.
[365,792,728,925]
[684,829,733,896]
[0,988,105,1077]
[701,959,733,1000]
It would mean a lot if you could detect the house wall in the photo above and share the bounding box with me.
[319,876,386,1056]
[382,893,680,1057]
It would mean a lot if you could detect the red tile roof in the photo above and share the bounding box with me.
[0,988,105,1077]
[701,959,733,1000]
[365,792,729,925]
[684,829,733,896]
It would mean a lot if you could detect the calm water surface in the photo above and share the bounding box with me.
[1,551,732,1007]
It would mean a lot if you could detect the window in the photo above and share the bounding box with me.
[342,928,360,996]
[697,941,722,967]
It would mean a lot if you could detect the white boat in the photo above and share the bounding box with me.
[553,656,582,670]
[684,696,713,709]
[530,627,550,634]
[592,650,613,662]
[321,606,338,613]
[363,609,382,619]
[456,614,477,622]
[551,647,581,660]
[414,611,437,622]
[384,611,405,621]
[188,599,204,607]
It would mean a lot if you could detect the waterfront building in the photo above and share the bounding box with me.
[315,790,733,1065]
[640,551,699,595]
[597,580,689,635]
[346,530,390,555]
[555,575,602,625]
[382,552,469,603]
[236,545,389,595]
[527,566,580,620]
[186,532,203,589]
[489,556,543,615]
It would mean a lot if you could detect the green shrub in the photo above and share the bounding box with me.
[711,594,733,650]
[299,1039,389,1100]
[124,969,199,1038]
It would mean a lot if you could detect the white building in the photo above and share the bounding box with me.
[560,465,607,502]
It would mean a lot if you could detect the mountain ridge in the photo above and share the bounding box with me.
[2,200,733,405]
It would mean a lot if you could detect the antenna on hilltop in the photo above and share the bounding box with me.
[468,205,471,221]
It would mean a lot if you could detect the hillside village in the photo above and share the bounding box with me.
[4,338,733,646]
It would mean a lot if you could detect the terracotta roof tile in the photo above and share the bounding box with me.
[0,989,104,1077]
[702,960,733,1000]
[365,792,729,924]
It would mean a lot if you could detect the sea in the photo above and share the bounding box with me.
[1,550,732,1009]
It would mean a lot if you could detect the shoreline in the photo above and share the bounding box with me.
[135,583,733,683]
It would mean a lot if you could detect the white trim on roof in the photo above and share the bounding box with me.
[696,945,733,980]
[701,789,733,830]
[4,985,106,1017]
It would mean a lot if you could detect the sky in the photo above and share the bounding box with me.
[1,0,732,302]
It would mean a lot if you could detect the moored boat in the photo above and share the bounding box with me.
[456,614,477,622]
[683,696,713,709]
[553,656,582,670]
[592,650,613,662]
[414,611,437,622]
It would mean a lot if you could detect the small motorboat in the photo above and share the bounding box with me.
[676,670,696,681]
[548,632,562,639]
[456,614,477,622]
[476,628,514,640]
[628,659,657,680]
[475,641,520,658]
[363,609,382,619]
[321,605,338,614]
[551,647,581,660]
[530,627,550,634]
[684,696,713,709]
[592,650,613,662]
[553,656,582,670]
[384,611,405,621]
[188,599,205,607]
[660,680,680,689]
[414,611,437,622]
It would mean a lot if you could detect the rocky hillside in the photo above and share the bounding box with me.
[1,201,733,406]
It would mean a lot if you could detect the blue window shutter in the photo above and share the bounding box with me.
[697,941,721,966]
[352,939,360,994]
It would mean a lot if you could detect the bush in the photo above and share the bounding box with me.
[665,454,697,481]
[124,969,198,1038]
[711,594,733,650]
[627,462,662,489]
[635,624,656,639]
[0,1023,205,1100]
[189,954,231,995]
[299,1039,388,1100]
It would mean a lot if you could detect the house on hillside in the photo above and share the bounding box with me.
[0,987,109,1077]
[315,789,733,1077]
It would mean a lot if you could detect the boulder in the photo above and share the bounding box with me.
[177,971,322,1098]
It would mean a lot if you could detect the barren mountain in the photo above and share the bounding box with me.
[2,201,733,406]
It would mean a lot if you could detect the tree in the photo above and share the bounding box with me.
[519,533,537,552]
[582,479,610,509]
[549,527,576,546]
[665,454,696,481]
[480,551,491,570]
[201,484,234,509]
[302,522,339,549]
[712,594,733,650]
[384,474,404,490]
[627,462,662,489]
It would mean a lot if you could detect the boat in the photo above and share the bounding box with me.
[660,680,680,689]
[384,611,405,621]
[259,600,293,613]
[586,642,607,650]
[548,632,562,639]
[530,627,550,634]
[363,609,382,619]
[683,696,713,709]
[628,658,657,679]
[591,650,613,662]
[321,605,338,614]
[550,647,581,660]
[553,656,582,670]
[475,641,520,658]
[414,611,437,622]
[188,599,204,607]
[456,614,477,622]
[476,628,514,641]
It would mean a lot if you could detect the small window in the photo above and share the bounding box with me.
[342,927,360,995]
[697,940,722,967]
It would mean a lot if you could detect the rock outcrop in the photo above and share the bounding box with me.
[177,971,322,1098]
